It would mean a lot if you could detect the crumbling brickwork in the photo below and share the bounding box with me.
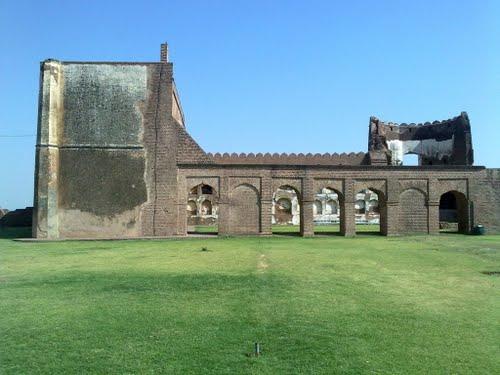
[33,44,500,239]
[368,113,474,166]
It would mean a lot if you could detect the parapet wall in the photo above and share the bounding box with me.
[205,152,368,166]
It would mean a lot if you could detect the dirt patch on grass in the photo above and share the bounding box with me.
[258,254,269,272]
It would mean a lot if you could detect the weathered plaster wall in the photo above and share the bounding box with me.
[62,64,147,146]
[34,62,156,238]
[33,60,63,238]
[57,149,147,237]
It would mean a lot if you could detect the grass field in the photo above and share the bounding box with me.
[1,229,499,374]
[192,224,381,234]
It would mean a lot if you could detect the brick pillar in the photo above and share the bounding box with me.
[427,178,440,235]
[342,179,356,236]
[385,202,399,236]
[301,176,315,237]
[427,201,440,234]
[217,176,230,236]
[385,179,400,236]
[160,43,168,62]
[260,177,273,235]
[176,177,188,236]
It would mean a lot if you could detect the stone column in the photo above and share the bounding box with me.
[260,177,273,235]
[342,179,356,236]
[301,175,315,237]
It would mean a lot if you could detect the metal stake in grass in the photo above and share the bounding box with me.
[254,342,261,357]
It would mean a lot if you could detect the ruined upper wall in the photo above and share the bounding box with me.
[368,112,474,166]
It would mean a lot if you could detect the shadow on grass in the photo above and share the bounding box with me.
[355,231,383,236]
[187,231,218,236]
[7,270,294,295]
[314,231,343,236]
[0,226,32,239]
[272,231,302,237]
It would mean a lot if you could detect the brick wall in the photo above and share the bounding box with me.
[227,184,261,234]
[178,167,499,236]
[399,189,428,233]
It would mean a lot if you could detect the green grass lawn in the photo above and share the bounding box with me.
[1,232,499,374]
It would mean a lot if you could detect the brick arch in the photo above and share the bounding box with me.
[364,187,386,202]
[353,180,386,200]
[278,184,301,200]
[399,188,428,234]
[228,178,260,194]
[400,187,428,201]
[228,183,261,234]
[432,179,467,202]
[272,179,302,197]
[186,179,219,198]
[317,186,344,202]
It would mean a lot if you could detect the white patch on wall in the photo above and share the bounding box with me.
[388,137,454,165]
[387,140,404,165]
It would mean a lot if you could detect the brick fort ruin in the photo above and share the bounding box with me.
[33,44,500,239]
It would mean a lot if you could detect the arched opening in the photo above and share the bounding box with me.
[201,184,213,194]
[355,189,383,235]
[201,200,212,215]
[439,191,469,233]
[314,187,342,235]
[272,185,301,235]
[187,183,218,235]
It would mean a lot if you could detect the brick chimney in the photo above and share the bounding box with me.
[160,43,168,62]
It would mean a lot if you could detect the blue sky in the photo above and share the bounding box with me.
[1,0,499,209]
